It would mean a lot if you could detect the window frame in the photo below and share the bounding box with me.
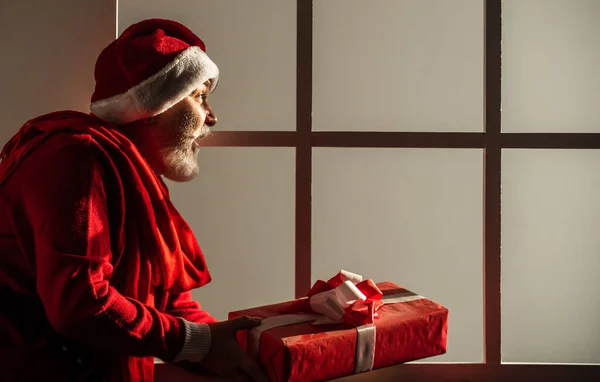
[193,1,600,379]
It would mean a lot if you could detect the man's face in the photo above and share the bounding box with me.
[122,82,217,182]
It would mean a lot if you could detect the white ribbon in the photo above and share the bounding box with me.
[248,288,425,374]
[381,290,423,304]
[247,313,320,357]
[354,324,376,373]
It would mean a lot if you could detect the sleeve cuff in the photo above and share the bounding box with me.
[173,318,212,362]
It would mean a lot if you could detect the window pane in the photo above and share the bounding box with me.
[167,148,296,320]
[313,0,484,132]
[119,0,296,131]
[502,0,600,132]
[502,150,600,363]
[312,148,484,362]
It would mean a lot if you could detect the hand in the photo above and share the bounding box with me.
[201,316,269,382]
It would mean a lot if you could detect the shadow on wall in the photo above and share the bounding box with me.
[0,0,116,148]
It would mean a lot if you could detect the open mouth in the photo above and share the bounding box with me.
[193,134,207,146]
[191,126,211,147]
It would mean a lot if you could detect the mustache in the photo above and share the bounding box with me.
[198,125,212,137]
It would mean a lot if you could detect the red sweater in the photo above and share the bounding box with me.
[0,111,216,381]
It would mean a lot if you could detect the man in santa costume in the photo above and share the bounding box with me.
[0,18,268,382]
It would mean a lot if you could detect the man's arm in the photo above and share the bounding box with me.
[166,291,218,324]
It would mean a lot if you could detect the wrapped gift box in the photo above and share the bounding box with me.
[229,271,449,382]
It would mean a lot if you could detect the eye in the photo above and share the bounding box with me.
[192,91,207,101]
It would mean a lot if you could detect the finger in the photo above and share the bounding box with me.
[229,315,262,331]
[239,352,269,382]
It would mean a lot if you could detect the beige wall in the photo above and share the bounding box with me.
[502,149,600,363]
[0,0,116,146]
[502,0,600,132]
[313,0,484,132]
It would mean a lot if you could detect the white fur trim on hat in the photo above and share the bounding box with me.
[90,46,219,125]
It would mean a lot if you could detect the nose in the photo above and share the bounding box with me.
[205,104,217,127]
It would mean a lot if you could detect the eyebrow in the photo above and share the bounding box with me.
[190,82,210,96]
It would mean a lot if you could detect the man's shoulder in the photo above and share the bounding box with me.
[4,131,107,192]
[0,111,129,195]
[10,111,103,158]
[25,130,103,171]
[41,129,97,152]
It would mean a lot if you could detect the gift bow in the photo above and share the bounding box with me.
[279,270,385,326]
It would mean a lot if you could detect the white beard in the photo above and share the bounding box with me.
[161,143,201,182]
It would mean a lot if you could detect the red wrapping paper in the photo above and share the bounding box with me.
[228,281,449,382]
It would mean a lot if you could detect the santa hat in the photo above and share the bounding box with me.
[90,18,219,125]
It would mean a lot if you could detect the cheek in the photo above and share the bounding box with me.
[176,102,203,133]
[158,103,203,143]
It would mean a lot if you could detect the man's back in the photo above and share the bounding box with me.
[0,130,118,381]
